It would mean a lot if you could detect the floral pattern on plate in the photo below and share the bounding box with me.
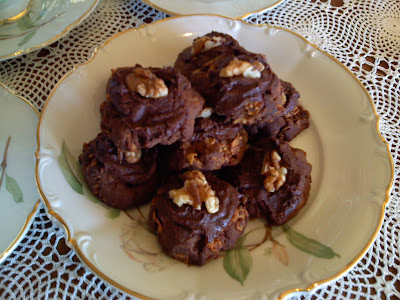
[0,84,39,263]
[58,140,120,219]
[59,141,340,285]
[0,136,23,203]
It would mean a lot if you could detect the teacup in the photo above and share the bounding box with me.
[0,0,32,24]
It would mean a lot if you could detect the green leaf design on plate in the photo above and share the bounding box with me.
[5,173,23,203]
[17,15,35,31]
[62,140,84,185]
[58,140,121,219]
[107,208,121,219]
[282,225,340,259]
[223,233,253,285]
[58,141,83,194]
[18,30,37,47]
[82,183,100,204]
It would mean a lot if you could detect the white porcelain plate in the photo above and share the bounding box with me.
[36,15,393,299]
[142,0,284,18]
[0,84,40,263]
[0,0,99,61]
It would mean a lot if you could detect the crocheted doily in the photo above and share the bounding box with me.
[0,0,399,299]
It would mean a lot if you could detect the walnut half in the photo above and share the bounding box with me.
[125,67,168,99]
[191,36,226,56]
[261,150,287,193]
[117,148,142,164]
[219,58,265,79]
[169,170,220,214]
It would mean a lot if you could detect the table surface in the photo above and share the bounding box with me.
[1,0,399,299]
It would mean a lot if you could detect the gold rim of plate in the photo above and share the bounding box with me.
[141,0,286,19]
[0,0,99,61]
[35,15,394,300]
[0,82,41,263]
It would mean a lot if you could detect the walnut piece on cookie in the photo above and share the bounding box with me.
[169,170,219,214]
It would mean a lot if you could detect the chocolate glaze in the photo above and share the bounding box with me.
[101,66,204,151]
[168,116,248,171]
[225,138,312,225]
[79,132,159,209]
[90,132,156,185]
[174,32,285,126]
[174,32,246,76]
[175,32,310,140]
[247,80,310,141]
[148,172,248,265]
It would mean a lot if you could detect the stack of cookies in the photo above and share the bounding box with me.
[79,32,312,266]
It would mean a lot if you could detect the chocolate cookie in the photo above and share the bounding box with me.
[101,65,204,161]
[148,170,248,266]
[174,32,246,77]
[246,80,310,141]
[168,116,248,171]
[278,80,310,141]
[79,132,159,209]
[226,138,311,225]
[174,32,285,126]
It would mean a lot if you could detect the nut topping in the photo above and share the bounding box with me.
[117,147,142,164]
[169,170,220,213]
[125,67,168,98]
[261,150,287,193]
[281,92,287,105]
[186,152,198,165]
[197,107,213,118]
[244,101,262,116]
[233,101,263,125]
[219,58,265,79]
[191,36,226,55]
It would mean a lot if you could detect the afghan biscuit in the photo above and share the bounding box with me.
[246,80,310,141]
[101,65,204,162]
[168,116,248,171]
[226,138,312,225]
[148,171,248,266]
[79,132,159,209]
[174,32,285,126]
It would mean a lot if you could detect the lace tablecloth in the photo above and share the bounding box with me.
[0,0,399,298]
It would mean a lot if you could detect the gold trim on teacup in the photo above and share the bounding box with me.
[0,0,99,61]
[141,0,285,19]
[0,0,33,25]
[0,82,41,263]
[35,15,394,300]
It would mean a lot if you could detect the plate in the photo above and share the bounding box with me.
[36,15,393,299]
[142,0,285,19]
[0,0,99,61]
[0,84,40,263]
